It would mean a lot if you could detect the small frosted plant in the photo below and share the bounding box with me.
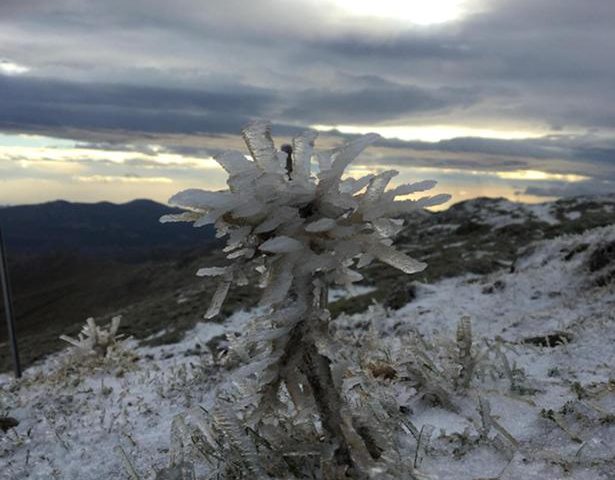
[163,121,450,477]
[60,316,123,357]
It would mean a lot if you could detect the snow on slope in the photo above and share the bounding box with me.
[1,225,615,479]
[0,312,252,479]
[450,197,560,228]
[338,224,615,479]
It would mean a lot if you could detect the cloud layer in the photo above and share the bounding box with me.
[0,0,614,202]
[2,0,615,132]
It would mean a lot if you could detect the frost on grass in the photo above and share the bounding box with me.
[161,120,450,478]
[55,316,138,381]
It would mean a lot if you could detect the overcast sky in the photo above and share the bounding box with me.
[1,0,615,206]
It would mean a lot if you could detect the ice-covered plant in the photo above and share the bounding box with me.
[60,316,123,357]
[163,120,450,477]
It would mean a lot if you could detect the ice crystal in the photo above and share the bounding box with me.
[60,316,123,357]
[163,120,451,477]
[167,120,450,317]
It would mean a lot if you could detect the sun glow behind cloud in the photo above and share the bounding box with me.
[73,175,173,184]
[495,170,589,182]
[408,166,590,183]
[312,124,546,142]
[329,0,470,25]
[0,60,30,75]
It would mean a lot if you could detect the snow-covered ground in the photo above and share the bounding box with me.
[1,225,614,479]
[450,197,561,228]
[348,224,615,479]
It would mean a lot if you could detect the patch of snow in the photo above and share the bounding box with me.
[457,198,560,228]
[328,284,377,302]
[0,308,259,479]
[526,203,559,225]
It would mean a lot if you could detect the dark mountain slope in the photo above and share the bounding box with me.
[0,199,216,258]
[0,199,220,370]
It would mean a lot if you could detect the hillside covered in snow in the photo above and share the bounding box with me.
[1,198,614,479]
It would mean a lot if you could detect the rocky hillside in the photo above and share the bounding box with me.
[1,195,613,372]
[332,194,615,315]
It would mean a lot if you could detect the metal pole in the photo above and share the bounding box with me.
[0,225,21,378]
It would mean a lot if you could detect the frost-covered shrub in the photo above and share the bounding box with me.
[60,316,124,357]
[163,120,450,478]
[54,316,137,383]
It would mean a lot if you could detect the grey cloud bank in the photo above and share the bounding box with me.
[0,0,614,202]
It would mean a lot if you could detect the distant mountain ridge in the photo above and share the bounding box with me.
[0,199,216,258]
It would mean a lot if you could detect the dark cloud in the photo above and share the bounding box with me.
[0,75,275,134]
[363,153,530,171]
[307,34,472,61]
[525,180,615,198]
[376,135,615,170]
[281,84,480,124]
[0,74,479,134]
[378,137,558,158]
